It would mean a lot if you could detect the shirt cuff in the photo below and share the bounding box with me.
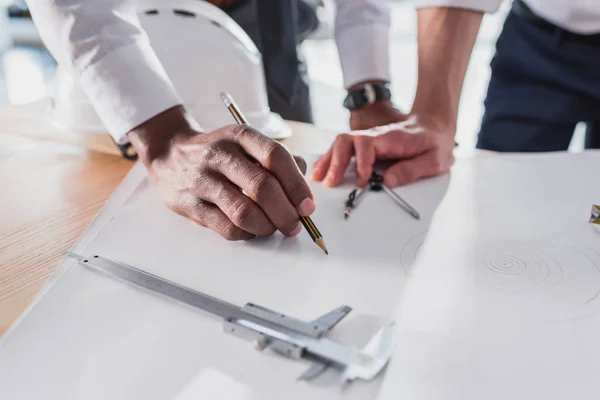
[413,0,502,13]
[79,40,183,144]
[335,23,390,89]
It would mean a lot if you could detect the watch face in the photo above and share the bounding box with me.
[343,82,391,110]
[364,85,377,104]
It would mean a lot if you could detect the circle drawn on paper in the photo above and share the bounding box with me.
[476,242,600,321]
[400,233,427,273]
[478,245,562,293]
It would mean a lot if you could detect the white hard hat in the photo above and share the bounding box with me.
[50,0,291,140]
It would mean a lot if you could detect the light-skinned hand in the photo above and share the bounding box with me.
[312,115,455,188]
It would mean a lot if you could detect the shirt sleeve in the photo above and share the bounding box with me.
[26,0,183,143]
[333,0,392,89]
[412,0,503,13]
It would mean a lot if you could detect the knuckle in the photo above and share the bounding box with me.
[329,160,344,170]
[230,200,254,227]
[192,199,211,223]
[222,223,242,241]
[200,140,227,163]
[263,141,289,168]
[248,171,278,203]
[353,134,371,145]
[334,133,351,144]
[232,124,259,140]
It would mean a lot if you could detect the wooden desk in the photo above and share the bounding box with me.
[0,103,337,335]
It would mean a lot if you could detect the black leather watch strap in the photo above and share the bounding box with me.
[343,82,392,110]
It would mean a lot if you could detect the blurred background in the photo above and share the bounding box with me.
[0,0,582,150]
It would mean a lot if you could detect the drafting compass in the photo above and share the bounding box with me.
[590,205,600,225]
[344,172,420,220]
[65,252,396,384]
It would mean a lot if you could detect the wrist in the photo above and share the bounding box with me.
[350,99,394,114]
[410,92,458,135]
[406,112,457,139]
[128,106,198,165]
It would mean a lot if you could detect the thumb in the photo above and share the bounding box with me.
[293,155,307,175]
[373,130,433,160]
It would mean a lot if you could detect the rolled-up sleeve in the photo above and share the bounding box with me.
[333,0,392,89]
[26,0,182,143]
[413,0,503,13]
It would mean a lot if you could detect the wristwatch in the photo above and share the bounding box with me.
[343,82,392,110]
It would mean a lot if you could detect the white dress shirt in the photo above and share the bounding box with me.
[414,0,600,34]
[26,0,392,144]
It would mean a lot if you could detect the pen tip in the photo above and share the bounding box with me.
[315,238,329,255]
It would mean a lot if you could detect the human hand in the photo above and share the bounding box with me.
[349,100,407,131]
[312,115,455,188]
[129,107,315,241]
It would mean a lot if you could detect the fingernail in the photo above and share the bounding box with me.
[323,173,334,187]
[288,221,302,237]
[385,174,398,188]
[298,198,316,216]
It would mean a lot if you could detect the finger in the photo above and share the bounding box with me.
[311,149,332,182]
[203,177,276,237]
[293,155,307,175]
[373,130,434,160]
[231,125,315,216]
[217,152,302,236]
[188,199,255,241]
[353,135,375,187]
[383,149,453,187]
[323,134,353,187]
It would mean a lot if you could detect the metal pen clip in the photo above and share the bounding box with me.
[344,172,420,220]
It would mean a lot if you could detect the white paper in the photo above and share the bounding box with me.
[174,368,257,400]
[2,151,599,400]
[0,155,449,400]
[377,151,600,400]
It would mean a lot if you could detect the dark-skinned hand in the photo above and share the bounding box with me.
[129,106,315,241]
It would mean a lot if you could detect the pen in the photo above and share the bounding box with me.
[220,92,329,255]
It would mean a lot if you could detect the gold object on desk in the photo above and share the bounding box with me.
[590,205,600,225]
[220,92,328,255]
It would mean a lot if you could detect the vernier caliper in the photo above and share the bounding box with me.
[65,252,395,383]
